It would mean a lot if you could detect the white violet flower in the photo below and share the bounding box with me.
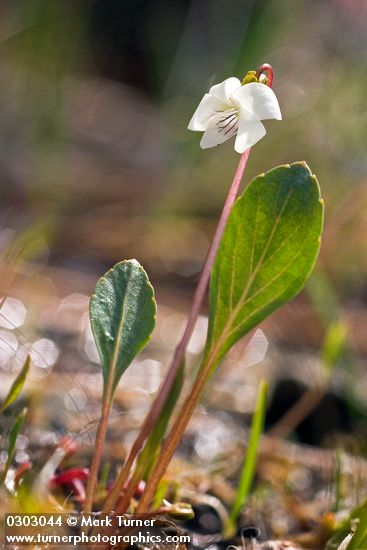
[188,77,282,153]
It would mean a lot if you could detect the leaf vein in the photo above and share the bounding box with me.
[227,243,307,339]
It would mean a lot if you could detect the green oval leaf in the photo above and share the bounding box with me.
[206,162,324,363]
[90,260,156,392]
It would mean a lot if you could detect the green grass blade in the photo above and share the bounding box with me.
[322,321,347,371]
[1,407,28,484]
[225,379,268,538]
[0,356,30,414]
[346,501,367,549]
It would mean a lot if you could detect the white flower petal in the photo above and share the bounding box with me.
[188,93,227,131]
[234,111,266,153]
[200,111,239,149]
[208,77,242,103]
[231,82,282,121]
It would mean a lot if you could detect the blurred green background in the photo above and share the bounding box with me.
[0,0,366,449]
[0,0,366,289]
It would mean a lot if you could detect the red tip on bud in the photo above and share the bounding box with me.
[256,64,274,88]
